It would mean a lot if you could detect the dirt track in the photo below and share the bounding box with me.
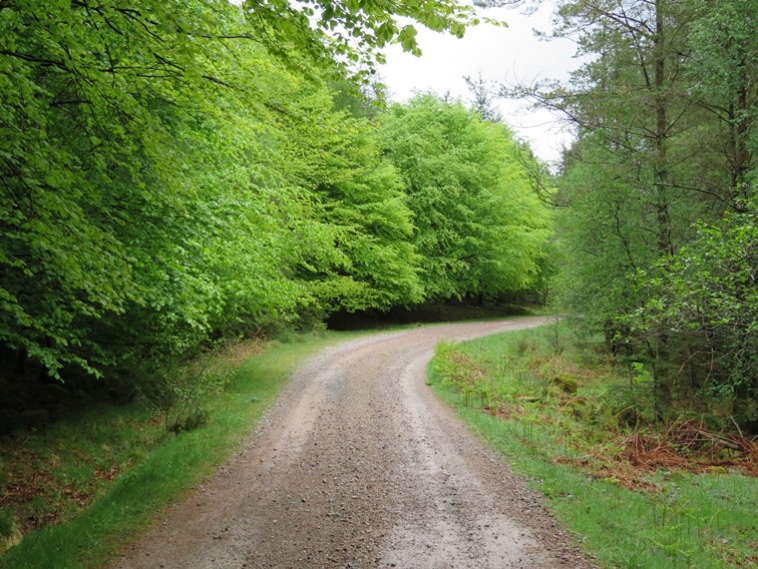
[110,317,594,569]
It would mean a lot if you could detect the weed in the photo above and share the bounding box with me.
[137,354,235,433]
[548,318,566,355]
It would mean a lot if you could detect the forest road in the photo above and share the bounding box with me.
[110,317,594,569]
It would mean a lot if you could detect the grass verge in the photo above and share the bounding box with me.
[428,321,758,569]
[0,330,356,569]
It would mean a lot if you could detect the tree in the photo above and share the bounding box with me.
[276,85,424,314]
[514,1,698,328]
[378,94,551,302]
[627,0,758,428]
[0,0,490,381]
[0,2,325,379]
[465,72,503,122]
[684,0,758,209]
[518,0,758,426]
[240,0,479,74]
[635,199,758,429]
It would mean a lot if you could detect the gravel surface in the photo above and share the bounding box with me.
[109,317,595,569]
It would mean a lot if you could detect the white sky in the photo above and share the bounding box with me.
[379,2,580,165]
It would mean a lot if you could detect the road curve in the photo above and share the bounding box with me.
[110,317,593,569]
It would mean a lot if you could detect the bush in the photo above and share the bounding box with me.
[137,356,235,433]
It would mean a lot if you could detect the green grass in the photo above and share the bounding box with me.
[429,322,758,569]
[0,330,358,569]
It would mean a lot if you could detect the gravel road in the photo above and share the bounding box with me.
[110,317,594,569]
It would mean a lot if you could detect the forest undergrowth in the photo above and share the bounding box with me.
[430,321,758,568]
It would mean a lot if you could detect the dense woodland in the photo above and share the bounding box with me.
[522,0,758,432]
[0,0,550,429]
[1,0,757,434]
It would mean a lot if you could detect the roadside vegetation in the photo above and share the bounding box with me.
[0,331,353,568]
[429,321,758,568]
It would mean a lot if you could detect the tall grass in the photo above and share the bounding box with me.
[429,322,758,568]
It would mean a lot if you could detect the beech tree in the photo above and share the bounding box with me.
[277,87,424,313]
[0,0,482,381]
[378,94,551,302]
[0,4,320,375]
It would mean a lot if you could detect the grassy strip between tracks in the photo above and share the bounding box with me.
[428,320,758,569]
[0,330,358,569]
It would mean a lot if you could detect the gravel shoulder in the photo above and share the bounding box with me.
[109,317,594,569]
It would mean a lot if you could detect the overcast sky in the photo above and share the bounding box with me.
[379,2,580,165]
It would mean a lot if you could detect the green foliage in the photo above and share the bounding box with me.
[0,0,473,386]
[379,94,552,302]
[430,339,495,407]
[553,134,661,327]
[533,0,758,424]
[634,200,758,427]
[279,87,424,313]
[0,0,551,466]
[241,0,480,76]
[138,357,234,433]
[600,361,659,429]
[0,0,314,379]
[0,0,502,387]
[685,0,758,203]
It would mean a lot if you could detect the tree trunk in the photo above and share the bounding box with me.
[652,0,672,417]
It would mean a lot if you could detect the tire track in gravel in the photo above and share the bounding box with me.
[109,317,594,569]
